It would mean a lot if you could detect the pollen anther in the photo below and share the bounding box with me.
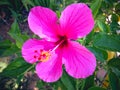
[39,51,51,62]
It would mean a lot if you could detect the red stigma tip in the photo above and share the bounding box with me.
[34,55,37,58]
[40,49,43,52]
[34,50,37,53]
[38,57,41,60]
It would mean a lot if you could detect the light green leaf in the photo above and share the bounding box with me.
[8,20,29,48]
[0,57,33,78]
[97,20,109,33]
[91,0,102,18]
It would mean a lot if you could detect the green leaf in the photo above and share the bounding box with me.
[1,44,20,57]
[61,71,75,90]
[0,1,11,5]
[88,46,108,62]
[111,14,119,22]
[51,80,67,90]
[93,33,120,52]
[0,40,11,49]
[111,67,120,78]
[91,0,102,18]
[108,70,120,90]
[33,0,50,7]
[115,3,120,15]
[97,20,109,33]
[0,57,33,78]
[8,20,29,48]
[0,40,12,56]
[85,30,94,45]
[21,0,35,11]
[81,75,94,90]
[108,58,120,71]
[88,86,107,90]
[9,20,20,33]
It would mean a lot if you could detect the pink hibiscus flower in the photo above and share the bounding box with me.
[22,3,96,82]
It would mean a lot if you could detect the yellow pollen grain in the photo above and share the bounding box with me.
[40,51,51,62]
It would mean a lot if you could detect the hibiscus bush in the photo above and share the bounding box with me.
[0,0,120,90]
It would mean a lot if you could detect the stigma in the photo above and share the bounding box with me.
[33,50,51,62]
[39,51,51,62]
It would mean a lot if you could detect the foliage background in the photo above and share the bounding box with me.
[0,0,120,90]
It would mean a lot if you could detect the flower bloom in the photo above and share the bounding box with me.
[22,3,96,82]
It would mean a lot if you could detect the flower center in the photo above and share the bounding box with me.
[56,35,68,48]
[33,50,51,62]
[39,51,51,62]
[33,36,68,62]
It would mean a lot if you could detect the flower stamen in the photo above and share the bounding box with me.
[39,51,51,62]
[35,38,66,62]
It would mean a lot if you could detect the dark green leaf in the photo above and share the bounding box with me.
[88,46,108,62]
[93,33,120,52]
[51,80,67,90]
[115,3,120,15]
[33,0,50,7]
[0,40,11,49]
[8,20,29,48]
[111,14,119,22]
[61,71,75,90]
[81,75,94,90]
[0,40,12,56]
[108,70,120,90]
[91,0,102,18]
[0,57,33,78]
[111,67,120,78]
[110,22,120,33]
[108,58,120,71]
[85,30,94,45]
[0,1,11,5]
[88,86,107,90]
[1,44,20,57]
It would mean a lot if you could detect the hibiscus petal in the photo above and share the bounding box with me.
[36,50,62,82]
[28,6,59,41]
[62,41,96,78]
[59,3,94,39]
[22,39,54,63]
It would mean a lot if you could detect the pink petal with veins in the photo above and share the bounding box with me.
[22,39,54,63]
[60,3,94,39]
[62,41,96,78]
[28,6,59,41]
[36,49,62,82]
